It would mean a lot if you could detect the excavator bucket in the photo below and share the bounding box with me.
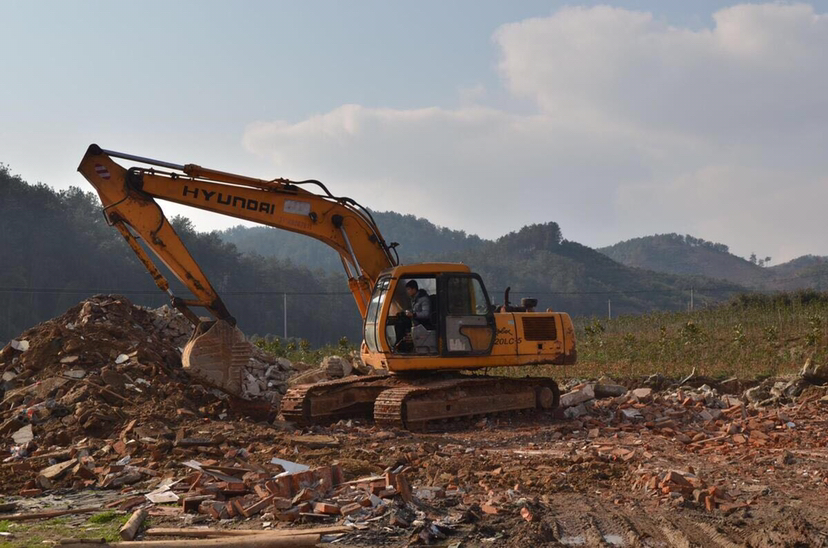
[182,320,251,397]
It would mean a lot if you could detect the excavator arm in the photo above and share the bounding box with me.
[77,144,398,322]
[77,144,398,398]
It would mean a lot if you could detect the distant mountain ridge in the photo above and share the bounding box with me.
[599,234,827,291]
[224,218,747,317]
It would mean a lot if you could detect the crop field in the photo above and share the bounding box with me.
[488,291,828,382]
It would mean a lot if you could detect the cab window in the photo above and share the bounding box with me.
[446,276,490,315]
[364,277,390,353]
[444,275,493,354]
[387,276,438,355]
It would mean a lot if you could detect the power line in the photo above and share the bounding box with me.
[0,284,814,297]
[0,287,352,296]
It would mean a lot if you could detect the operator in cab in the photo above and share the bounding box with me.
[405,280,432,329]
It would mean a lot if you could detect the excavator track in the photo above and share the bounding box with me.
[283,374,560,430]
[374,376,560,431]
[281,375,397,426]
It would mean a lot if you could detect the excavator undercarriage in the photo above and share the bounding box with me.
[281,374,560,431]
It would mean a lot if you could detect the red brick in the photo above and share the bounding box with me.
[663,471,691,488]
[266,477,293,498]
[314,466,333,491]
[313,502,340,515]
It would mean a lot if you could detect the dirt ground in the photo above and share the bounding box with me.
[265,404,828,547]
[5,397,828,547]
[3,296,828,546]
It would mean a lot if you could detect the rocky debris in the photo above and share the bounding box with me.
[0,295,303,490]
[801,357,828,385]
[242,344,294,406]
[593,382,626,398]
[1,375,827,546]
[744,372,824,408]
[323,356,353,379]
[560,384,595,408]
[289,355,377,388]
[633,468,747,513]
[149,304,195,349]
[561,366,828,423]
[289,369,331,388]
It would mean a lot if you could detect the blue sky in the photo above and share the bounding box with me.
[2,1,826,262]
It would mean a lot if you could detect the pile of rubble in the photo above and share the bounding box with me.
[140,454,432,534]
[288,355,374,387]
[551,369,828,475]
[741,358,828,407]
[0,295,304,491]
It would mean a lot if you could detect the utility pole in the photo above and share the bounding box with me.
[690,287,694,312]
[283,293,288,340]
[608,299,612,320]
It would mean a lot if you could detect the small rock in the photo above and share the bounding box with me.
[594,383,626,398]
[10,340,29,352]
[632,388,653,401]
[622,408,643,420]
[744,384,772,403]
[564,403,587,419]
[322,356,353,378]
[560,384,595,408]
[12,424,33,444]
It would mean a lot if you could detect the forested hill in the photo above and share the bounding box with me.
[220,211,485,271]
[599,234,828,291]
[0,166,358,345]
[223,217,746,317]
[599,234,767,286]
[436,224,744,317]
[0,167,768,347]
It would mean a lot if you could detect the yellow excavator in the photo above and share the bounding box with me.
[77,145,576,430]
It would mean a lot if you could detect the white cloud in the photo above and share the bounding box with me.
[244,3,828,262]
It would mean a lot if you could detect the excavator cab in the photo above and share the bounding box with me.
[362,264,500,365]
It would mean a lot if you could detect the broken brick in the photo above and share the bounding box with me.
[313,502,340,515]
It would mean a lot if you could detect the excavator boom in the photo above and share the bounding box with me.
[78,145,398,320]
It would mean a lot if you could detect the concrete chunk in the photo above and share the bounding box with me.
[560,384,595,408]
